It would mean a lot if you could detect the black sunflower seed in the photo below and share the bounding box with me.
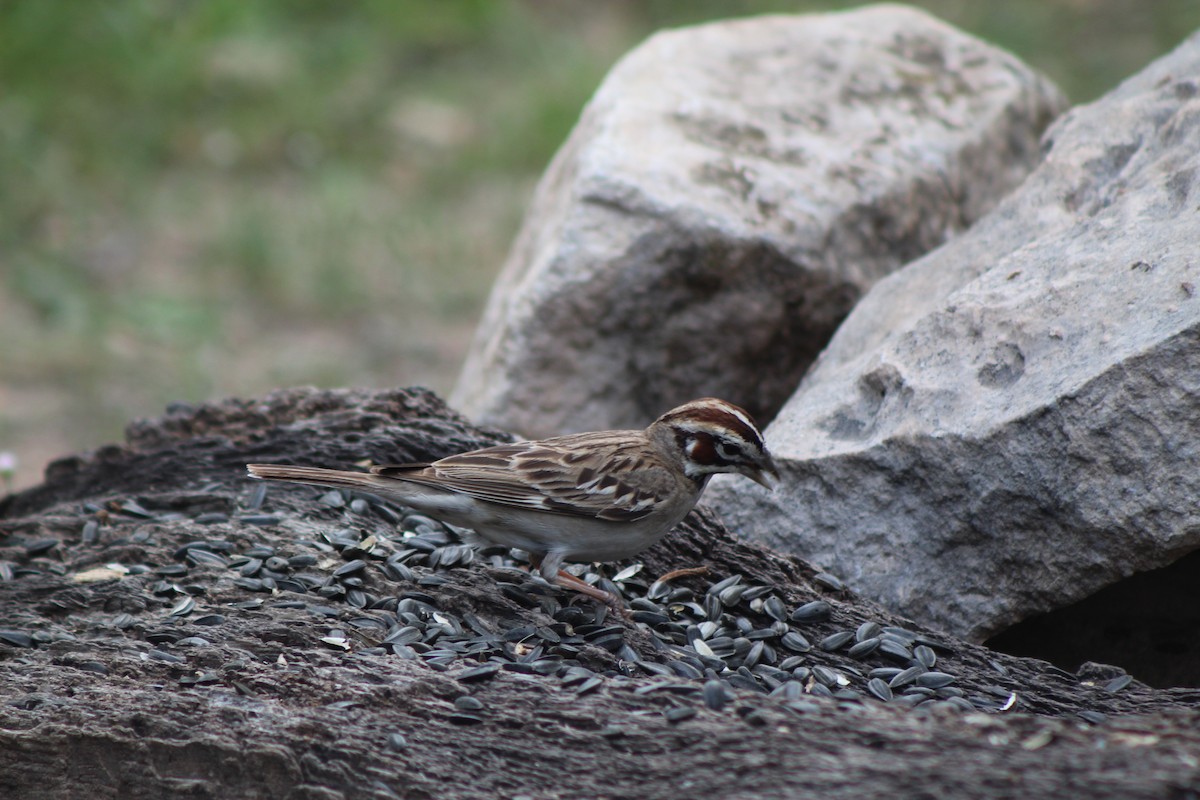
[867,678,893,702]
[916,672,956,689]
[780,631,812,653]
[771,682,804,702]
[811,666,839,687]
[707,575,742,595]
[703,679,730,710]
[791,601,832,624]
[448,713,484,725]
[855,621,881,642]
[705,636,736,658]
[813,573,843,591]
[944,697,976,713]
[24,538,59,556]
[741,641,765,669]
[762,596,788,622]
[559,667,595,687]
[264,556,290,573]
[333,559,367,577]
[372,503,401,524]
[888,666,926,689]
[631,610,670,626]
[819,631,854,651]
[76,661,109,675]
[744,626,777,642]
[878,639,913,663]
[718,585,747,607]
[667,660,704,680]
[383,562,414,582]
[454,696,485,711]
[704,594,722,621]
[115,500,154,519]
[530,659,563,676]
[175,636,211,647]
[0,630,34,648]
[319,490,346,508]
[239,515,280,527]
[847,637,881,659]
[913,645,937,669]
[384,626,423,646]
[168,597,195,616]
[1104,674,1133,693]
[575,676,604,695]
[664,706,697,723]
[777,656,806,672]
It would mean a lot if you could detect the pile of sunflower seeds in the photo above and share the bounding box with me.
[0,485,1038,720]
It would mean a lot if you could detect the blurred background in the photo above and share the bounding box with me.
[2,0,1198,492]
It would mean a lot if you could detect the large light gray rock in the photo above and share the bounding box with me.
[708,31,1200,642]
[452,5,1065,437]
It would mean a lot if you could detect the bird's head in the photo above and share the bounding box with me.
[649,397,779,489]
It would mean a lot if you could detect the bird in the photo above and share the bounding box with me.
[246,397,779,612]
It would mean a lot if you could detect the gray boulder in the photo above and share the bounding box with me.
[708,30,1200,642]
[452,5,1065,437]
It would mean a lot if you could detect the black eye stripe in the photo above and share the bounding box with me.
[684,432,754,469]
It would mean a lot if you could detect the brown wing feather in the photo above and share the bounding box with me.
[372,433,671,522]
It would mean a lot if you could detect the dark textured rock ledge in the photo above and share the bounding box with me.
[1,387,1197,799]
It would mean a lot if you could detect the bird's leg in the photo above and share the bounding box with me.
[530,552,629,619]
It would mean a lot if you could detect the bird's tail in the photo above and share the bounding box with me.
[246,463,379,492]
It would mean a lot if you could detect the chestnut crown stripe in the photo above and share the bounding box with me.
[659,401,766,449]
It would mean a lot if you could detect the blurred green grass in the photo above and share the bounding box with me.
[1,0,1198,490]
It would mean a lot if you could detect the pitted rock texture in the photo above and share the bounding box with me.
[452,5,1065,437]
[2,387,1200,799]
[708,29,1200,644]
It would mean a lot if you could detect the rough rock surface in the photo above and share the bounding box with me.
[2,387,1200,799]
[452,5,1065,437]
[708,31,1200,644]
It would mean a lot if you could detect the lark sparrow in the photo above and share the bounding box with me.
[247,398,778,611]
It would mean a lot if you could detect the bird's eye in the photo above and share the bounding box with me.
[716,441,744,461]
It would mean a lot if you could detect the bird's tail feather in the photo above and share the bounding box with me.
[246,464,378,492]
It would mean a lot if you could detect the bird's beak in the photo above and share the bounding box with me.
[749,456,781,490]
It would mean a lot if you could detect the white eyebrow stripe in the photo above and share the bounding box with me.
[726,406,757,434]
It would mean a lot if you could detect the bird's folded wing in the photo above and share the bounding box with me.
[371,439,671,522]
